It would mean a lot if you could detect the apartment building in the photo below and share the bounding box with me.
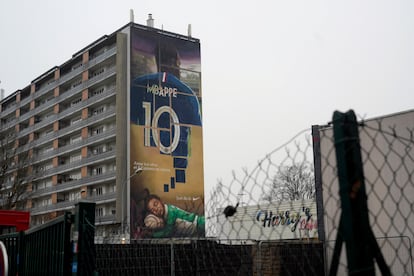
[0,19,204,243]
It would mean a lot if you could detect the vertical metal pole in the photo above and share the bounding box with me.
[312,125,328,275]
[63,212,74,275]
[332,110,375,275]
[257,241,263,276]
[18,231,25,276]
[170,241,175,276]
[311,125,326,242]
[73,201,96,276]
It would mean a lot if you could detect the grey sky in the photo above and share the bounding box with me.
[1,0,413,192]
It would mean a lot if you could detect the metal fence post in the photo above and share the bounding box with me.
[73,201,96,276]
[17,231,25,276]
[312,125,326,242]
[330,110,390,276]
[170,241,175,276]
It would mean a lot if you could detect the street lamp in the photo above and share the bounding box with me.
[121,166,143,243]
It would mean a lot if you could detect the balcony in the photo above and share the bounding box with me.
[17,96,58,125]
[58,81,87,101]
[57,87,115,122]
[95,214,116,225]
[17,114,58,138]
[30,175,117,216]
[32,149,116,181]
[87,66,116,88]
[18,93,35,108]
[87,46,116,68]
[0,103,18,118]
[55,105,116,137]
[33,81,58,101]
[29,127,116,166]
[27,131,59,150]
[30,170,116,199]
[89,191,116,203]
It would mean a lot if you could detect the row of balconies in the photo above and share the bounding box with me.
[2,126,116,181]
[13,69,116,136]
[16,105,116,152]
[30,189,117,215]
[30,170,116,199]
[0,46,117,119]
[31,149,116,182]
[2,142,116,188]
[32,128,116,165]
[31,213,116,228]
[1,65,116,132]
[14,117,115,160]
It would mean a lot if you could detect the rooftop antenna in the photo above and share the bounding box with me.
[187,24,192,37]
[130,9,134,23]
[147,14,154,27]
[0,81,3,100]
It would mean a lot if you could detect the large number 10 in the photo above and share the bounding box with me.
[142,102,180,154]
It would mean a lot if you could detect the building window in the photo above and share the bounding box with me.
[96,208,103,217]
[91,87,104,97]
[37,162,53,172]
[96,187,103,195]
[39,197,52,207]
[93,145,104,155]
[34,179,53,191]
[94,167,103,175]
[70,135,82,144]
[69,191,80,201]
[69,172,81,181]
[92,106,105,116]
[91,67,105,78]
[93,126,104,135]
[70,154,81,163]
[71,97,82,106]
[72,79,82,88]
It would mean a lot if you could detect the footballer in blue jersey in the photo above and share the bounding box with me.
[131,71,202,127]
[131,71,201,159]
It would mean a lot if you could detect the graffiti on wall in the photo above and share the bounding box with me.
[256,206,318,233]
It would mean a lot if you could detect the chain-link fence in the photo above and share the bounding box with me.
[93,109,414,275]
[319,109,414,275]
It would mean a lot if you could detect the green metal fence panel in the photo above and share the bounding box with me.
[0,211,73,275]
[22,212,73,275]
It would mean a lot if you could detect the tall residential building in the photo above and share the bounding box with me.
[0,18,204,243]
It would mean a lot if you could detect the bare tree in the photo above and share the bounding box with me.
[0,129,31,210]
[262,163,315,202]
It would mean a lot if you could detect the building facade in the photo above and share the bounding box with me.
[0,20,204,243]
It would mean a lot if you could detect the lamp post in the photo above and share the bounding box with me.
[121,166,143,243]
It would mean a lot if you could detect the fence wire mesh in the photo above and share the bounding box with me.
[92,109,414,275]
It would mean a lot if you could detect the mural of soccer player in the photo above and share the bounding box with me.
[130,29,204,239]
[144,193,205,238]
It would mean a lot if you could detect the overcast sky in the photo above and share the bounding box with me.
[1,0,413,193]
